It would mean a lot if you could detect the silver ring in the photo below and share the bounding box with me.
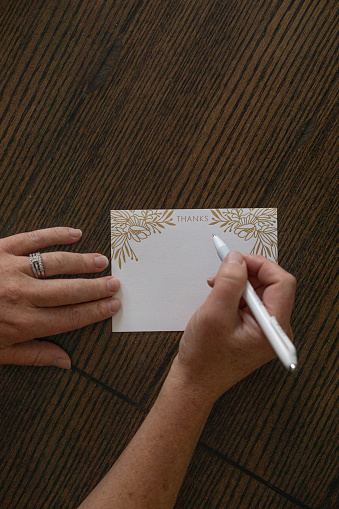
[29,252,45,279]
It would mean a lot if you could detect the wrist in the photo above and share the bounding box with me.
[165,356,219,410]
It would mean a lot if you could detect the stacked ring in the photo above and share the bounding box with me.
[29,252,45,279]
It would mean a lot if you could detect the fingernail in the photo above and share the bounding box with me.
[53,358,71,370]
[207,278,214,288]
[207,276,215,287]
[108,298,120,314]
[95,255,109,269]
[226,251,243,264]
[69,228,82,239]
[107,277,119,292]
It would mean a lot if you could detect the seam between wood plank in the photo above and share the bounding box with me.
[72,363,314,508]
[71,365,147,413]
[199,442,314,509]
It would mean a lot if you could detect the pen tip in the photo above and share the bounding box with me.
[290,363,297,372]
[212,234,216,237]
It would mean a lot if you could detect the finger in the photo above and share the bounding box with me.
[209,273,262,308]
[21,251,109,277]
[29,276,120,307]
[30,297,120,336]
[0,340,71,369]
[2,227,82,256]
[243,254,297,322]
[243,254,291,285]
[205,252,247,328]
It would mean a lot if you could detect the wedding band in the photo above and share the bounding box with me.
[29,252,45,279]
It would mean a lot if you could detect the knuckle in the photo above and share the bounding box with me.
[99,298,113,319]
[218,272,246,297]
[220,262,247,280]
[6,284,25,305]
[54,226,67,240]
[28,230,45,244]
[220,273,244,288]
[31,349,44,366]
[43,227,66,244]
[97,279,108,298]
[80,253,93,271]
[52,252,65,271]
[100,298,111,316]
[68,306,83,330]
[286,273,297,290]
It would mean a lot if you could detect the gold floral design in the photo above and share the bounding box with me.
[209,208,278,261]
[111,210,175,268]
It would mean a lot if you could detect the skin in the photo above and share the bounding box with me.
[78,251,296,508]
[0,228,297,507]
[0,227,120,368]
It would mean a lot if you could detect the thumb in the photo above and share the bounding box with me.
[0,340,71,369]
[207,251,247,326]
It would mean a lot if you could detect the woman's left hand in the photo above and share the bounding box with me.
[0,227,120,369]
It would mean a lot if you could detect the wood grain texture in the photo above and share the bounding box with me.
[175,444,304,509]
[0,365,311,509]
[0,365,143,509]
[0,0,338,507]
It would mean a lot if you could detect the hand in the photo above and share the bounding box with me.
[0,227,120,369]
[171,251,296,402]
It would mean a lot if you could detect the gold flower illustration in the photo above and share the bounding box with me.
[209,208,277,261]
[111,210,175,268]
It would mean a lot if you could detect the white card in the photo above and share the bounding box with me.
[111,209,277,332]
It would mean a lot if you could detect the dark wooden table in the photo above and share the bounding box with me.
[1,1,338,507]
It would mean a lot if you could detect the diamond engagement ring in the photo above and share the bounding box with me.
[29,252,45,278]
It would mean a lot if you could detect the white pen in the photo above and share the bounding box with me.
[212,234,298,372]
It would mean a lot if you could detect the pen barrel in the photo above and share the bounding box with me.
[243,283,297,369]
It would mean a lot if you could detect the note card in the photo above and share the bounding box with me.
[111,209,277,332]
